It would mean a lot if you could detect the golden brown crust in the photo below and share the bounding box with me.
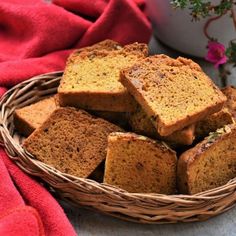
[120,54,226,136]
[58,42,148,112]
[195,108,234,140]
[104,132,177,194]
[221,86,236,118]
[127,107,195,146]
[14,96,58,137]
[58,90,137,112]
[23,107,123,178]
[178,125,236,194]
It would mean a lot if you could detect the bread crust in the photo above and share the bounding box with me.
[177,125,236,194]
[58,42,148,112]
[120,55,227,136]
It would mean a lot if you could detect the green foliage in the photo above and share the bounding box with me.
[226,40,236,66]
[171,0,235,20]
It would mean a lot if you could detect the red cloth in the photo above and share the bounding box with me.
[0,0,151,90]
[0,150,76,236]
[0,0,151,234]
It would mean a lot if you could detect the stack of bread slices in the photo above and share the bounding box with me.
[15,40,236,195]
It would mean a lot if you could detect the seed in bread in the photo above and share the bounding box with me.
[127,106,195,147]
[178,125,236,194]
[221,86,236,118]
[120,54,226,136]
[195,108,234,140]
[104,132,177,194]
[23,107,123,178]
[14,95,59,137]
[58,42,148,112]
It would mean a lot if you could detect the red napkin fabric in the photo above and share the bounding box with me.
[0,0,151,90]
[0,0,151,235]
[0,149,77,236]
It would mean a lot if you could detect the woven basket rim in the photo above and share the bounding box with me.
[1,71,236,223]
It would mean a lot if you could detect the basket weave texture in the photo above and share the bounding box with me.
[0,71,236,224]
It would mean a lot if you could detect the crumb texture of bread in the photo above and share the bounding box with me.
[195,108,234,140]
[58,42,148,112]
[14,95,58,136]
[221,86,236,118]
[104,132,177,194]
[128,106,195,146]
[23,107,123,178]
[120,54,226,136]
[178,125,236,194]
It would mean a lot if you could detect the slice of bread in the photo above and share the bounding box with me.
[23,107,123,178]
[104,132,177,194]
[178,125,236,194]
[120,54,226,136]
[58,42,148,112]
[128,106,195,146]
[14,95,59,136]
[195,108,234,140]
[221,86,236,118]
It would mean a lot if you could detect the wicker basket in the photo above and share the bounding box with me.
[0,71,236,224]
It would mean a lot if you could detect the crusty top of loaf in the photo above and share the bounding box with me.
[58,43,148,94]
[120,54,227,134]
[67,39,122,64]
[180,124,236,166]
[109,132,176,154]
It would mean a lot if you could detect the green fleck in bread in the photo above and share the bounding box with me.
[221,86,236,118]
[178,125,236,194]
[23,107,123,178]
[127,106,195,147]
[195,108,234,140]
[58,42,148,112]
[104,132,177,194]
[120,54,226,136]
[14,95,59,137]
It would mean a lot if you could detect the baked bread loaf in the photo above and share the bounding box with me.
[128,106,195,146]
[58,42,148,112]
[120,54,226,136]
[104,132,177,194]
[178,125,236,194]
[23,107,123,178]
[221,86,236,118]
[14,95,58,136]
[195,108,234,140]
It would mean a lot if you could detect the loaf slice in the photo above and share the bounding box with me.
[23,107,123,178]
[14,95,59,136]
[178,125,236,194]
[120,54,226,136]
[195,108,234,139]
[104,132,177,194]
[68,39,122,62]
[221,86,236,118]
[128,106,195,146]
[58,42,148,112]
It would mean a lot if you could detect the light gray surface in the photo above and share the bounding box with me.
[61,36,236,236]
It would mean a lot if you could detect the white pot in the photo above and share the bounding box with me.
[146,0,235,58]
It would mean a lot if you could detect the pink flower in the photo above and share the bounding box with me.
[205,41,227,68]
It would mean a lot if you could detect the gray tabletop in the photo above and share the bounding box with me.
[60,36,236,236]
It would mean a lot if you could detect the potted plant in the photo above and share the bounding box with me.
[146,0,236,85]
